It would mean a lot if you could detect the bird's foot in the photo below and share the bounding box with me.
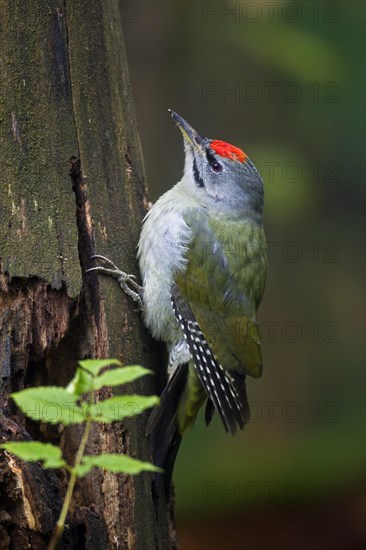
[86,255,144,311]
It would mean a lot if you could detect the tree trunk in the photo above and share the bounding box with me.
[0,1,175,548]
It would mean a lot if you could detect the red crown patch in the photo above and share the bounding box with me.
[210,140,247,164]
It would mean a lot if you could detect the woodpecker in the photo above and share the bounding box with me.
[88,111,267,488]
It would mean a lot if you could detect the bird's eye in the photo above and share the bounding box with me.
[210,161,222,173]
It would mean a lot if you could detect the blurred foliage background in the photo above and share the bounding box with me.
[122,1,365,548]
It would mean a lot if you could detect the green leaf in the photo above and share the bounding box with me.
[1,442,66,469]
[11,387,85,425]
[77,453,162,477]
[73,461,95,477]
[85,395,159,423]
[66,366,93,396]
[93,366,153,390]
[78,358,121,377]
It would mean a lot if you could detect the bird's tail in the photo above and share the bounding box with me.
[146,363,250,497]
[145,363,189,497]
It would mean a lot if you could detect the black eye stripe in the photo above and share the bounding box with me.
[205,149,216,164]
[206,149,223,173]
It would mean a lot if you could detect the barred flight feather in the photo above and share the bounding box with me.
[171,290,250,434]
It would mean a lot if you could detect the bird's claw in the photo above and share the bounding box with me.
[86,255,144,311]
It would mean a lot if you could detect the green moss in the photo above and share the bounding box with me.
[0,0,80,296]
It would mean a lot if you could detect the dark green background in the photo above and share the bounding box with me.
[122,1,365,548]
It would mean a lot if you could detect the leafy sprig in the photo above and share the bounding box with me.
[1,359,160,550]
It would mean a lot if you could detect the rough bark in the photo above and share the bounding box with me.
[0,1,175,548]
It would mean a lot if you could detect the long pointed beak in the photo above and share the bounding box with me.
[168,109,204,152]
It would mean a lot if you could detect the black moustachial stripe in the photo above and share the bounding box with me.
[193,158,204,188]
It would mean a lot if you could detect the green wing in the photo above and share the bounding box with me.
[175,213,267,379]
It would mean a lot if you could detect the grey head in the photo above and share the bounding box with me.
[169,109,264,221]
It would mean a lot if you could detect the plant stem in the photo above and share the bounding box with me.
[48,415,93,550]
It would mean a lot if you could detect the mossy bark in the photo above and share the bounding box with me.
[0,1,175,548]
